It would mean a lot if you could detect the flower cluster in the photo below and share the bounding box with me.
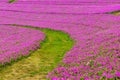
[0,25,45,64]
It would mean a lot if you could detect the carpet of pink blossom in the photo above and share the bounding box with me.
[0,0,120,79]
[0,25,45,65]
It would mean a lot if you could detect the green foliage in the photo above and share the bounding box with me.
[80,78,84,80]
[101,76,106,80]
[8,0,16,3]
[110,10,120,14]
[89,60,94,68]
[97,71,103,76]
[88,72,93,76]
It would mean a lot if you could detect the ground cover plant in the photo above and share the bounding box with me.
[0,0,120,80]
[0,25,45,65]
[0,26,74,80]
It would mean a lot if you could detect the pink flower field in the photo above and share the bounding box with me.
[0,25,45,64]
[0,0,120,80]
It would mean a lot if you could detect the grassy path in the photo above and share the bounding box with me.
[110,10,120,15]
[0,26,74,80]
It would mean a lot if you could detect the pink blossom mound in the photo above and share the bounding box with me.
[0,0,120,79]
[0,25,45,64]
[48,25,120,79]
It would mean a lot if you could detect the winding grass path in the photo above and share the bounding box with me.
[111,10,120,15]
[0,26,74,80]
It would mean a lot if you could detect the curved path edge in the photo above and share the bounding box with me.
[0,25,74,80]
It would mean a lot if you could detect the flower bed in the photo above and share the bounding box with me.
[0,25,45,64]
[0,1,120,79]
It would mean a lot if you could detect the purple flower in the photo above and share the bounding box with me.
[115,71,120,77]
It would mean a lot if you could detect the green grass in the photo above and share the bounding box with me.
[110,10,120,14]
[8,0,16,3]
[109,10,120,15]
[0,26,74,80]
